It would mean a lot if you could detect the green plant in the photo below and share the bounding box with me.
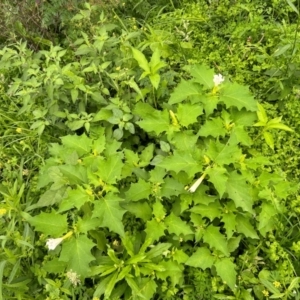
[1,63,292,299]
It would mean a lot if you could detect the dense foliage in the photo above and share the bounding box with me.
[1,1,300,299]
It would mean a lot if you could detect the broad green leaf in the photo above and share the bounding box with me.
[157,151,202,178]
[61,134,93,156]
[58,187,91,213]
[169,80,202,104]
[176,103,203,127]
[58,165,88,184]
[203,225,229,256]
[226,171,253,213]
[125,179,151,201]
[215,258,237,290]
[236,214,259,239]
[189,64,215,89]
[96,153,123,184]
[92,193,126,237]
[198,117,226,137]
[60,235,95,277]
[185,247,215,269]
[220,83,257,111]
[189,202,221,221]
[131,47,150,73]
[136,110,170,135]
[28,211,68,236]
[222,212,236,239]
[121,201,152,221]
[165,213,193,236]
[145,219,166,242]
[207,166,228,197]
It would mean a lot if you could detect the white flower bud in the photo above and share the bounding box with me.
[46,238,63,250]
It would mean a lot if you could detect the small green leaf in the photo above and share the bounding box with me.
[257,103,268,123]
[220,83,257,111]
[145,219,166,242]
[61,134,93,156]
[28,211,68,236]
[215,258,237,290]
[136,109,170,135]
[125,179,151,201]
[207,166,228,197]
[286,0,299,14]
[96,153,124,184]
[92,193,126,237]
[145,243,172,259]
[58,187,91,213]
[189,202,221,222]
[185,247,215,269]
[149,73,160,89]
[263,131,274,150]
[226,171,254,213]
[121,201,152,221]
[165,213,193,236]
[131,47,150,73]
[203,225,229,256]
[266,122,293,132]
[198,117,226,138]
[60,235,95,277]
[157,151,202,178]
[189,64,215,89]
[169,80,202,104]
[236,214,259,239]
[222,212,236,239]
[176,103,203,127]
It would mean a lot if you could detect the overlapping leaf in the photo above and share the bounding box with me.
[92,193,126,237]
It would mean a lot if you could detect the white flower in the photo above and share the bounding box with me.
[66,269,81,286]
[188,173,206,193]
[213,74,224,86]
[46,238,63,250]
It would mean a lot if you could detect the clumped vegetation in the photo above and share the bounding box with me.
[1,0,300,299]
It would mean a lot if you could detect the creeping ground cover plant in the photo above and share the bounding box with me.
[16,62,297,299]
